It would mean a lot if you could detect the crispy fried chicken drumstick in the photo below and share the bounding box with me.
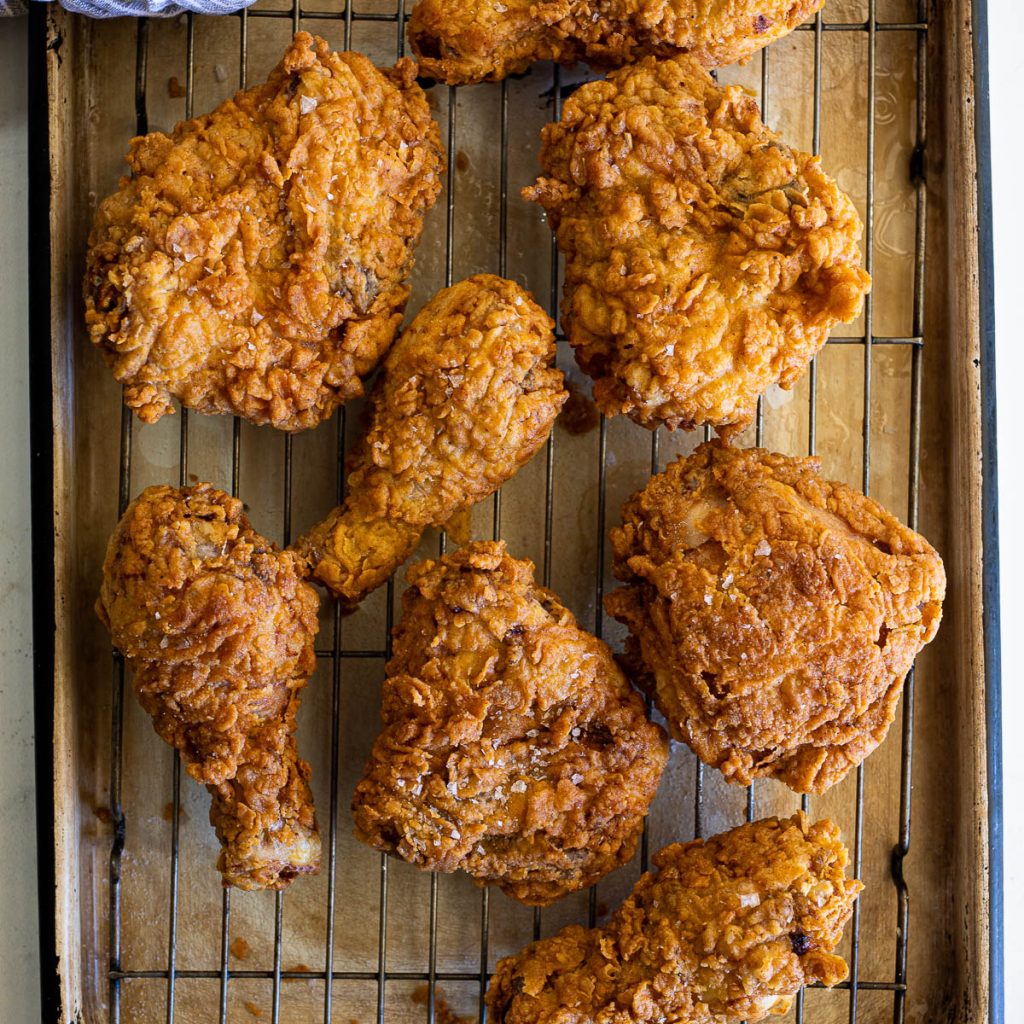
[486,813,861,1024]
[409,0,825,85]
[296,275,567,608]
[524,54,870,433]
[85,32,444,431]
[605,442,945,793]
[97,484,322,889]
[352,541,668,905]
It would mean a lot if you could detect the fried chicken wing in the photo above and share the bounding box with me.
[524,55,870,433]
[605,442,945,793]
[351,541,668,905]
[409,0,825,85]
[85,32,444,431]
[296,275,567,608]
[486,813,861,1024]
[97,484,322,889]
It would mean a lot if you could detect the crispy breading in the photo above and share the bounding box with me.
[409,0,825,85]
[97,484,322,889]
[296,276,567,608]
[351,541,668,905]
[85,32,444,431]
[486,814,861,1024]
[605,442,945,793]
[524,55,870,433]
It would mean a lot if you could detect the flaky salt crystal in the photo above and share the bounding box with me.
[510,780,526,793]
[299,95,318,115]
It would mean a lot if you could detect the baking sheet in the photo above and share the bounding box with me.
[47,2,979,1020]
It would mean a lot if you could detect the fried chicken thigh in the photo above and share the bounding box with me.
[409,0,825,85]
[85,32,444,431]
[352,541,668,905]
[605,442,945,793]
[297,275,567,608]
[486,813,861,1024]
[97,484,322,889]
[524,55,870,433]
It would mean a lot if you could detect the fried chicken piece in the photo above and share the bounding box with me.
[97,484,322,889]
[409,0,825,85]
[605,442,945,793]
[85,32,444,431]
[487,813,861,1024]
[352,541,668,905]
[296,276,567,608]
[524,55,870,433]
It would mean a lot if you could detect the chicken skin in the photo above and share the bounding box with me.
[97,484,322,889]
[524,55,870,433]
[605,442,945,794]
[486,813,861,1024]
[351,541,668,905]
[409,0,825,85]
[85,32,444,431]
[296,276,567,608]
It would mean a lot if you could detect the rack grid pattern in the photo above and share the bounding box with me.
[105,3,930,1022]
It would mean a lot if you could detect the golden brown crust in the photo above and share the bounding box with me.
[486,814,861,1024]
[523,55,870,433]
[351,541,668,905]
[605,442,945,793]
[296,275,567,607]
[409,0,825,85]
[85,33,444,431]
[97,484,322,889]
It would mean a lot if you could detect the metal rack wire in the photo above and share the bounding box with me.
[105,3,930,1022]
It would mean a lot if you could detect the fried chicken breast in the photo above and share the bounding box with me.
[486,813,861,1024]
[409,0,825,85]
[524,55,870,433]
[296,276,567,608]
[97,484,321,889]
[85,32,444,431]
[605,442,945,793]
[351,541,668,905]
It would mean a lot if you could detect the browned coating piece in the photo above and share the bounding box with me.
[524,54,870,434]
[351,541,668,905]
[97,484,322,889]
[605,442,945,793]
[296,275,567,608]
[486,813,862,1024]
[409,0,825,85]
[85,32,445,431]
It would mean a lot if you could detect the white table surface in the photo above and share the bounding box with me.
[0,4,1018,1020]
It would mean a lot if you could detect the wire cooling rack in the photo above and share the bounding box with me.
[103,3,930,1022]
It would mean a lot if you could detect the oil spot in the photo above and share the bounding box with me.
[455,150,470,173]
[559,378,600,436]
[161,801,186,822]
